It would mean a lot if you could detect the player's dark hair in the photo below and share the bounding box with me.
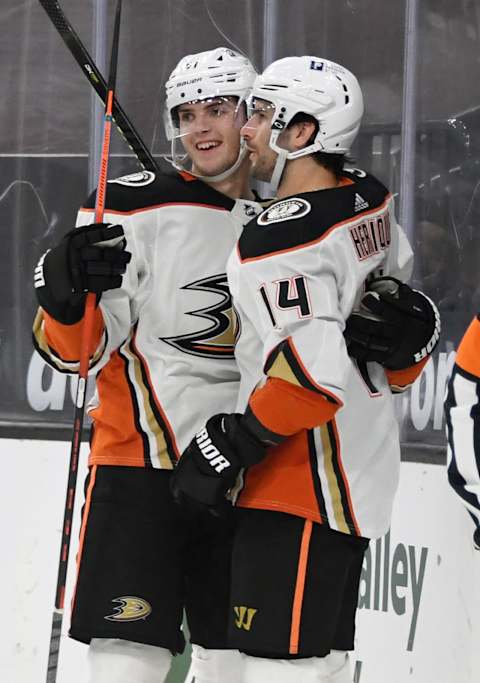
[287,112,354,179]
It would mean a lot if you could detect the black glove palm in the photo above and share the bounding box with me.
[34,223,131,324]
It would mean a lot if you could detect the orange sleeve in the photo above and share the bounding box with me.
[455,316,480,378]
[385,355,429,392]
[248,377,341,438]
[43,308,105,361]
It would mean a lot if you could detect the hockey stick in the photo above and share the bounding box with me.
[38,0,159,174]
[45,3,123,681]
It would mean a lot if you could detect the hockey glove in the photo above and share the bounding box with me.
[34,223,131,324]
[344,277,441,370]
[171,413,268,512]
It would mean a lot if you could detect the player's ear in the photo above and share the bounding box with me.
[291,120,316,150]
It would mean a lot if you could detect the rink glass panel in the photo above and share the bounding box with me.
[2,0,479,461]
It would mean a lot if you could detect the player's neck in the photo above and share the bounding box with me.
[203,158,255,200]
[277,158,339,198]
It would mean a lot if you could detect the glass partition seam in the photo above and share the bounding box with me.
[399,0,419,244]
[89,0,108,192]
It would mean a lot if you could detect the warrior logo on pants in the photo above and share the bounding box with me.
[234,606,257,631]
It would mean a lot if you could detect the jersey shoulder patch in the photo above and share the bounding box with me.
[81,161,235,214]
[257,197,312,225]
[108,170,156,187]
[238,170,391,261]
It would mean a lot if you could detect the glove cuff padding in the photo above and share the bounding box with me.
[241,405,286,447]
[170,454,233,508]
[35,242,87,324]
[224,413,271,465]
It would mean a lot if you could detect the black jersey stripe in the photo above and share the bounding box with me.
[307,429,330,526]
[265,338,342,405]
[130,331,178,467]
[327,420,360,535]
[455,362,480,384]
[117,346,151,467]
[355,360,381,395]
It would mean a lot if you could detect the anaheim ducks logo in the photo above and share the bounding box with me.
[104,596,152,622]
[109,171,156,187]
[257,197,311,226]
[160,274,239,359]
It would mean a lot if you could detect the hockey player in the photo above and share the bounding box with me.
[171,56,440,682]
[32,48,261,683]
[445,315,480,550]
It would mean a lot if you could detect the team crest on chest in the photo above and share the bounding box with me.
[160,274,239,359]
[257,197,311,226]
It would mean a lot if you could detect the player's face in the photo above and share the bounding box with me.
[241,99,278,182]
[176,97,245,177]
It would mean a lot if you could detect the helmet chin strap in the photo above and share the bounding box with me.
[194,144,248,183]
[268,149,288,195]
[267,127,327,195]
[166,141,248,183]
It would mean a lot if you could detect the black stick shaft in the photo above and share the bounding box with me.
[38,0,159,174]
[44,3,123,680]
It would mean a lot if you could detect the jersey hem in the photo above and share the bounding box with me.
[235,498,382,538]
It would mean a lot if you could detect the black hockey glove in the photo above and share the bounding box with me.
[344,277,441,370]
[34,223,131,324]
[171,413,268,513]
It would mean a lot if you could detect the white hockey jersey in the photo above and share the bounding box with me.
[33,168,262,468]
[228,169,415,540]
[445,315,480,538]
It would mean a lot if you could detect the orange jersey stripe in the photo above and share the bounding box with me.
[290,519,313,655]
[455,316,480,378]
[80,202,229,217]
[179,170,196,182]
[249,377,340,438]
[43,309,104,362]
[338,176,355,187]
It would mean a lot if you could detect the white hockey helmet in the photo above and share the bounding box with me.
[164,47,257,181]
[249,56,364,190]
